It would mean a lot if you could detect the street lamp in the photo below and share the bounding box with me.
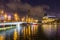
[35,20,38,23]
[22,17,25,22]
[14,13,18,17]
[0,10,4,15]
[8,15,11,21]
[1,10,4,14]
[4,14,8,22]
[14,13,19,21]
[4,14,7,19]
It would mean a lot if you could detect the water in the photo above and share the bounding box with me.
[0,24,58,40]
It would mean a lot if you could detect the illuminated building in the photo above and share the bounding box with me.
[42,16,57,37]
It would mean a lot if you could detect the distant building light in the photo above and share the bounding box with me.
[47,15,56,18]
[8,15,11,20]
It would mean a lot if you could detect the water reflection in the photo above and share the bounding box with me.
[0,35,5,40]
[42,23,57,37]
[0,22,58,40]
[13,29,18,40]
[31,24,38,35]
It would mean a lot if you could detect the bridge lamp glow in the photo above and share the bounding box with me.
[8,15,11,20]
[35,20,38,23]
[4,14,7,19]
[14,13,18,17]
[1,10,4,14]
[22,17,25,22]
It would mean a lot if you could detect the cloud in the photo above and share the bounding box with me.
[18,3,31,11]
[30,6,44,17]
[18,3,45,17]
[6,2,49,18]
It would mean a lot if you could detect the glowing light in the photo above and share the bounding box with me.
[13,29,18,40]
[23,27,26,39]
[14,13,19,21]
[4,14,7,19]
[35,20,38,23]
[1,10,4,14]
[0,35,5,40]
[43,16,48,19]
[42,16,55,23]
[22,17,25,22]
[8,15,11,20]
[31,24,38,35]
[14,13,18,17]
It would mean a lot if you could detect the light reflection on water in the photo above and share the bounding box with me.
[42,23,57,37]
[0,35,5,40]
[13,29,18,40]
[31,24,38,35]
[0,24,39,40]
[0,23,57,40]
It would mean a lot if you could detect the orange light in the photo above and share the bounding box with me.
[14,13,18,17]
[4,14,7,19]
[8,16,11,20]
[1,10,4,14]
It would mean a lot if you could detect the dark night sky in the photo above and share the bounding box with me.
[21,0,60,9]
[1,0,60,17]
[20,0,60,17]
[1,0,60,10]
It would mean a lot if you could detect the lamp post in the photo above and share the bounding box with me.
[14,13,19,22]
[22,17,25,22]
[4,14,8,22]
[8,15,11,22]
